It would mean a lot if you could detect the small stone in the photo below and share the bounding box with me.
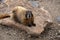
[0,0,7,3]
[13,33,16,35]
[56,16,60,23]
[29,1,40,8]
[58,30,60,33]
[57,30,60,35]
[57,35,60,38]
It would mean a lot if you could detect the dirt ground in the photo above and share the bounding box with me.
[0,0,60,40]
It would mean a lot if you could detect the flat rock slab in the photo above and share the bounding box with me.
[0,7,53,36]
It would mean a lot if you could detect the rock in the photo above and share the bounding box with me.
[28,1,39,8]
[56,16,60,23]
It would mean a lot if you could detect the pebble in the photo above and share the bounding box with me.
[28,1,40,8]
[56,16,60,23]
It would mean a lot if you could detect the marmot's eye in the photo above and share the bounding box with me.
[12,10,16,14]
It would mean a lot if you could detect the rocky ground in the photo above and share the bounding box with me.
[0,0,60,40]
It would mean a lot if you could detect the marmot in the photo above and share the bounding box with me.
[0,6,36,27]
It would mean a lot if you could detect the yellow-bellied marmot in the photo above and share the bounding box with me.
[0,6,36,27]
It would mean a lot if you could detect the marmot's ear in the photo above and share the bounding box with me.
[12,9,16,13]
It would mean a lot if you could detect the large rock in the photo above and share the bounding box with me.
[0,0,53,36]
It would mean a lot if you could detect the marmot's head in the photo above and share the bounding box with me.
[25,11,33,20]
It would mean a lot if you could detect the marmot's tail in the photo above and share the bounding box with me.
[0,13,10,19]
